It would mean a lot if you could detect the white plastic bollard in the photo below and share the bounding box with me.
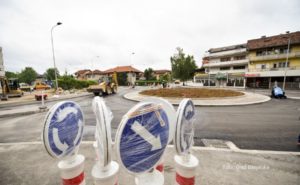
[92,161,119,185]
[135,169,164,185]
[92,142,119,185]
[174,154,199,185]
[155,157,164,173]
[57,154,86,185]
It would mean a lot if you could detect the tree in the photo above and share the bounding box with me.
[159,73,171,82]
[44,68,60,81]
[117,72,127,85]
[5,71,18,79]
[170,47,197,85]
[18,67,37,84]
[144,68,155,81]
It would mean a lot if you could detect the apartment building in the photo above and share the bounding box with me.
[195,44,248,87]
[246,31,300,89]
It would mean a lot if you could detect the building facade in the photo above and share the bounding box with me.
[103,65,142,85]
[246,31,300,89]
[153,69,171,80]
[195,44,248,87]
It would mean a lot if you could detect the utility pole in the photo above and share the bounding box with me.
[283,37,291,91]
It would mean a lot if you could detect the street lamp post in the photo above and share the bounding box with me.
[51,22,62,95]
[283,37,291,91]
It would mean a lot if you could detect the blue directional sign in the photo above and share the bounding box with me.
[175,99,195,155]
[43,101,84,159]
[116,102,169,174]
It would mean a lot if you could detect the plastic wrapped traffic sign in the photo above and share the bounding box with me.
[92,97,113,168]
[145,97,176,143]
[115,102,170,174]
[43,101,84,159]
[174,98,196,155]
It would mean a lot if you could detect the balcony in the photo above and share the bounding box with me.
[250,52,300,61]
[248,66,300,72]
[204,48,247,58]
[203,59,249,68]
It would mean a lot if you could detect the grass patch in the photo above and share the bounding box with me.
[140,88,244,98]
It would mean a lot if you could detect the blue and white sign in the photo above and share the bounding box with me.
[115,102,169,174]
[175,99,195,155]
[43,101,84,159]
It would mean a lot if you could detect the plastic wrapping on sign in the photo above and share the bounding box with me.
[92,97,113,168]
[175,99,196,156]
[42,101,85,159]
[145,97,176,143]
[115,102,170,174]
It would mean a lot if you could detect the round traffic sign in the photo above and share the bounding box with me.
[43,101,84,159]
[92,97,112,167]
[145,97,176,143]
[115,102,169,174]
[175,99,195,155]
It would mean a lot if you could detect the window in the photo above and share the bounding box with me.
[220,67,230,70]
[279,62,289,68]
[220,57,231,62]
[233,66,246,70]
[273,63,277,68]
[234,55,246,60]
[261,64,266,69]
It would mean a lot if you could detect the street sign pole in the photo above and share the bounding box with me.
[42,101,85,185]
[91,97,119,185]
[174,99,199,185]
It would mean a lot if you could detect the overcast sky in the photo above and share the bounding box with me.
[0,0,299,74]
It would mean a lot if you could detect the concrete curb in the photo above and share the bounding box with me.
[123,91,271,106]
[288,97,300,100]
[1,141,299,155]
[0,93,92,108]
[0,107,49,118]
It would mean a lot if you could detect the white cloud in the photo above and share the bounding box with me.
[0,0,299,74]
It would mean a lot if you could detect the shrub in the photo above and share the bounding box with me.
[57,76,97,90]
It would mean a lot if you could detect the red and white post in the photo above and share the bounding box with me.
[57,154,86,185]
[174,154,199,185]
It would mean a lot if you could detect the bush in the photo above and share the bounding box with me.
[57,76,97,90]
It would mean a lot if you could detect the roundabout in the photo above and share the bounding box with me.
[124,87,271,106]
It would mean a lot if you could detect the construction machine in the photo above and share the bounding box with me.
[0,77,23,100]
[87,72,118,96]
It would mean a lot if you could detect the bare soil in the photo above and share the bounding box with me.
[140,88,244,98]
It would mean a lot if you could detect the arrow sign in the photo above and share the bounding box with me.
[116,102,170,174]
[131,121,162,151]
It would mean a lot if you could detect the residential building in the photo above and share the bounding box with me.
[195,44,248,87]
[74,69,92,80]
[85,70,105,81]
[103,65,142,85]
[153,69,171,80]
[246,31,300,89]
[0,47,4,77]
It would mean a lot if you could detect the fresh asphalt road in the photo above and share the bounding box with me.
[0,87,299,152]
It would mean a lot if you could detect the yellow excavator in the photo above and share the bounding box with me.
[87,72,118,96]
[0,77,23,100]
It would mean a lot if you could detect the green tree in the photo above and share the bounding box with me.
[170,47,197,85]
[144,68,155,80]
[159,73,171,82]
[44,68,60,81]
[5,71,18,79]
[18,67,37,84]
[117,72,127,85]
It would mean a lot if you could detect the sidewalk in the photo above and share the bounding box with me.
[124,91,271,106]
[0,142,299,185]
